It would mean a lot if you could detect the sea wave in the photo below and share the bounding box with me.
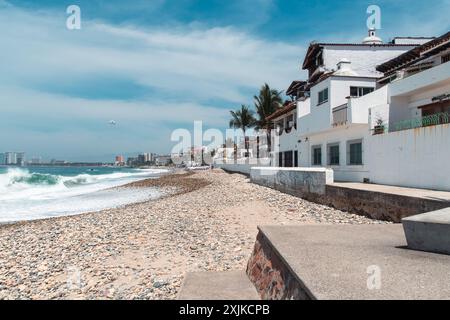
[0,167,167,201]
[0,167,168,223]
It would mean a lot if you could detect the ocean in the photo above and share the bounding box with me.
[0,166,168,223]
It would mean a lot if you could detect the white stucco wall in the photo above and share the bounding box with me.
[298,78,332,136]
[366,124,450,191]
[297,124,370,182]
[297,98,311,118]
[298,76,377,137]
[273,129,299,153]
[350,85,389,124]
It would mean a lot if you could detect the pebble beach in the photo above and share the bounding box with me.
[0,169,388,300]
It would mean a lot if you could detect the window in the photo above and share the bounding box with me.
[278,152,283,167]
[284,151,293,167]
[275,120,284,135]
[347,140,363,165]
[312,145,322,165]
[327,144,340,166]
[286,114,294,129]
[350,86,374,97]
[442,53,450,64]
[318,88,329,105]
[294,151,298,167]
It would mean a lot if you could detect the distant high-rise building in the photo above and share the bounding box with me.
[16,152,25,166]
[4,152,17,165]
[127,157,137,166]
[30,157,42,165]
[155,155,172,166]
[115,155,125,166]
[0,153,5,165]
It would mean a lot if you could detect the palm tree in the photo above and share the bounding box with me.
[229,105,256,158]
[254,83,283,156]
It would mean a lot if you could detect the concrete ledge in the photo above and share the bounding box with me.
[316,185,450,222]
[403,208,450,255]
[250,167,334,196]
[214,163,254,176]
[247,224,450,300]
[178,271,259,300]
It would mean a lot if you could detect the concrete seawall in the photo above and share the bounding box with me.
[250,167,333,196]
[216,164,449,222]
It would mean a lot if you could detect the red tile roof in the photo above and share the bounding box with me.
[376,31,450,75]
[266,101,296,121]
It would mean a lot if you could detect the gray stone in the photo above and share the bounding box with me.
[402,207,450,255]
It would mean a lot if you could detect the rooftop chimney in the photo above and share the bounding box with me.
[334,58,358,76]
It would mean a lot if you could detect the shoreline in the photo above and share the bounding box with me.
[0,169,387,300]
[0,170,209,229]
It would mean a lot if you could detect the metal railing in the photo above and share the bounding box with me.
[394,112,449,131]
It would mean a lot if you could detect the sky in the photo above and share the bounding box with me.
[0,0,449,162]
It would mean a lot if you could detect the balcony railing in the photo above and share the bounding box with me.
[393,112,449,131]
[332,104,348,126]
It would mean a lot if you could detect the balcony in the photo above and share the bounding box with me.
[393,111,449,131]
[332,104,348,126]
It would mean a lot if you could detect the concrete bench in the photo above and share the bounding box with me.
[402,207,450,255]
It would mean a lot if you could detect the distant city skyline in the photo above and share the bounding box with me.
[1,0,449,161]
[0,150,165,164]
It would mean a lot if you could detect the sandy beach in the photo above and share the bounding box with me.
[0,169,388,300]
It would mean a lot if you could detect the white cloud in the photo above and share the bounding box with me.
[0,3,304,157]
[0,4,304,101]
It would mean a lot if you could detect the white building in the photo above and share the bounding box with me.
[272,31,423,175]
[4,152,17,165]
[267,82,305,167]
[363,31,450,190]
[269,30,450,190]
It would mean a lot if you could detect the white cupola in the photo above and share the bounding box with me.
[363,28,383,44]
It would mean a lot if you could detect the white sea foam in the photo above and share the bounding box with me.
[0,167,168,223]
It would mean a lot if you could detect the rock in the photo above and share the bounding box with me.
[0,169,385,300]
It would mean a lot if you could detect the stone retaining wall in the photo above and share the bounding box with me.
[219,165,449,222]
[246,229,312,300]
[308,185,450,223]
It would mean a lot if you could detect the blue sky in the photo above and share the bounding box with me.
[1,0,449,162]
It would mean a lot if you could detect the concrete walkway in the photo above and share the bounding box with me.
[178,271,259,300]
[256,224,450,300]
[331,182,450,202]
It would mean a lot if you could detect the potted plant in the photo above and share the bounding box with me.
[374,117,385,135]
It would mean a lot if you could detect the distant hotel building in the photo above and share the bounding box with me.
[0,152,25,166]
[115,155,125,166]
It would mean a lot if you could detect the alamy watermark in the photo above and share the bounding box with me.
[170,121,279,169]
[367,5,381,30]
[367,265,382,290]
[66,5,81,30]
[66,265,83,290]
